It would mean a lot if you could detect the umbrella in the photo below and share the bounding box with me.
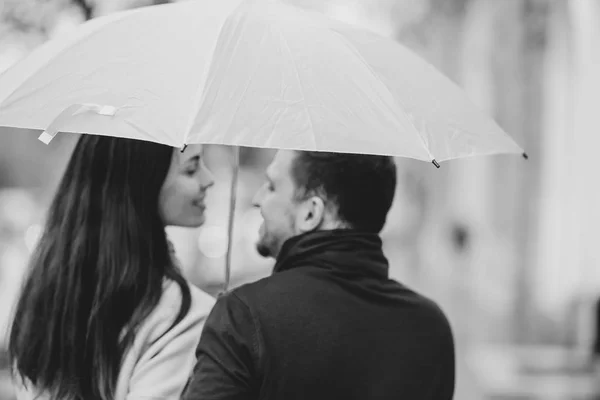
[0,0,527,292]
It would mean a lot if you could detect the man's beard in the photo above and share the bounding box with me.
[256,228,278,258]
[256,218,295,259]
[256,241,272,258]
[256,231,286,259]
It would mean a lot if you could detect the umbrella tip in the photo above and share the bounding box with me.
[180,144,188,153]
[432,159,441,169]
[522,152,529,160]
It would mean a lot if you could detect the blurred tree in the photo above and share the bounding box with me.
[0,0,174,35]
[490,0,549,344]
[71,0,93,20]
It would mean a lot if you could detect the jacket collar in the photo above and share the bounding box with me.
[273,229,389,279]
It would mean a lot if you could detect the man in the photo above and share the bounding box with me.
[183,150,455,399]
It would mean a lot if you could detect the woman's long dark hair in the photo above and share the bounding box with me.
[8,135,191,399]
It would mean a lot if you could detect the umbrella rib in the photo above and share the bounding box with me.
[329,30,436,162]
[182,0,250,146]
[220,31,271,144]
[277,29,318,150]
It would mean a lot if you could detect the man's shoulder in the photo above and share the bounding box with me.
[227,273,282,301]
[224,269,308,309]
[392,281,453,333]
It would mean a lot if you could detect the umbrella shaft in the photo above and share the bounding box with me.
[223,146,239,294]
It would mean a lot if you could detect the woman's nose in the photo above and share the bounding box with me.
[251,187,262,208]
[200,165,215,190]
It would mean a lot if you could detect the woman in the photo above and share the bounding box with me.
[9,135,216,399]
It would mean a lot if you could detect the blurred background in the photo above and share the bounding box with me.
[0,0,599,398]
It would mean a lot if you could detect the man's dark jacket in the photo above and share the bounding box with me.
[183,229,455,399]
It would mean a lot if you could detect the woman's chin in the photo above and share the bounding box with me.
[167,214,206,228]
[187,215,206,228]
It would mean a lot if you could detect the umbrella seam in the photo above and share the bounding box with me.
[182,0,248,147]
[276,27,318,150]
[218,22,271,147]
[329,30,523,161]
[329,29,436,162]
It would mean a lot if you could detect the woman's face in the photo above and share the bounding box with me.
[159,144,214,227]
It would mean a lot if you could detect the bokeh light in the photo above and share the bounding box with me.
[24,224,42,253]
[197,225,228,259]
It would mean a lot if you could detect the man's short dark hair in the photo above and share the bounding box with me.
[290,151,397,233]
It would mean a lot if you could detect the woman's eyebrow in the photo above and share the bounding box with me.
[186,155,200,163]
[181,155,200,168]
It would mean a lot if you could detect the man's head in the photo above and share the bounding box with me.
[252,150,397,258]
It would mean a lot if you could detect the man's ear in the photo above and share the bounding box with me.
[296,196,326,233]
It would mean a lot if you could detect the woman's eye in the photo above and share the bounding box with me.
[185,158,201,176]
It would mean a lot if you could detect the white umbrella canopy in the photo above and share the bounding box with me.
[0,0,526,164]
[0,0,527,293]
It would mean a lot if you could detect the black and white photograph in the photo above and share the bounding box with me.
[0,0,597,399]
